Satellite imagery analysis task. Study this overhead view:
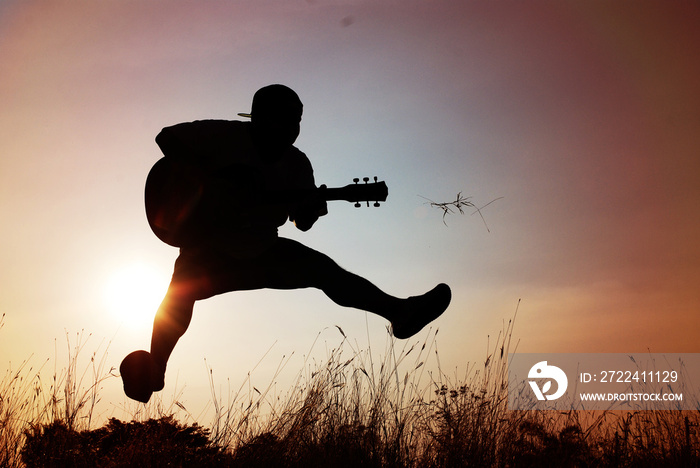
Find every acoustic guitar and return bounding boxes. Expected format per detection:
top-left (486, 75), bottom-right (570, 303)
top-left (144, 157), bottom-right (389, 247)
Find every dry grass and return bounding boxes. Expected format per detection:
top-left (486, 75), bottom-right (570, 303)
top-left (2, 310), bottom-right (699, 467)
top-left (420, 193), bottom-right (503, 231)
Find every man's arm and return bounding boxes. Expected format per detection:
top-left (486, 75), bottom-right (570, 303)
top-left (286, 150), bottom-right (328, 231)
top-left (290, 191), bottom-right (328, 231)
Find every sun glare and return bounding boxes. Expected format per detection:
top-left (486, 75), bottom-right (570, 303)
top-left (104, 263), bottom-right (168, 331)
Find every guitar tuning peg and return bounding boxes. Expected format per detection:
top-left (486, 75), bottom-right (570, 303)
top-left (374, 176), bottom-right (378, 183)
top-left (374, 202), bottom-right (380, 207)
top-left (363, 177), bottom-right (369, 183)
top-left (354, 202), bottom-right (361, 208)
top-left (353, 178), bottom-right (359, 184)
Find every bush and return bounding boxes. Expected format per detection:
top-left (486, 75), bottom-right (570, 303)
top-left (21, 416), bottom-right (232, 468)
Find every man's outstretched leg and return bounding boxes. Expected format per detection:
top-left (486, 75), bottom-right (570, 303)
top-left (270, 238), bottom-right (452, 339)
top-left (314, 266), bottom-right (451, 339)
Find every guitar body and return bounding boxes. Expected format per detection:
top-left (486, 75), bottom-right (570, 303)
top-left (145, 157), bottom-right (388, 247)
top-left (145, 158), bottom-right (209, 247)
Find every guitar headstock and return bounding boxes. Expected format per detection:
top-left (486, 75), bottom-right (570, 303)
top-left (348, 176), bottom-right (388, 207)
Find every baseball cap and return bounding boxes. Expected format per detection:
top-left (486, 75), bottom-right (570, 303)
top-left (237, 84), bottom-right (303, 120)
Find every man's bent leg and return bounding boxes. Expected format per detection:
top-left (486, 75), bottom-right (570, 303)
top-left (123, 248), bottom-right (234, 403)
top-left (149, 248), bottom-right (247, 389)
top-left (150, 286), bottom-right (195, 388)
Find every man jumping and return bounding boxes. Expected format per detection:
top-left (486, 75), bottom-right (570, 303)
top-left (120, 84), bottom-right (451, 403)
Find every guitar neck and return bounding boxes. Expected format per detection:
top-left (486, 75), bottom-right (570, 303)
top-left (321, 186), bottom-right (370, 202)
top-left (264, 180), bottom-right (388, 206)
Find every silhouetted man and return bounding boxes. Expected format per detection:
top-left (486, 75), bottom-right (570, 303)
top-left (121, 84), bottom-right (451, 403)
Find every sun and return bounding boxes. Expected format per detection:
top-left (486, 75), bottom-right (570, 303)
top-left (104, 263), bottom-right (169, 331)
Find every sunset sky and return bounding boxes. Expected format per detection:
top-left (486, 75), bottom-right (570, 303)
top-left (1, 1), bottom-right (699, 420)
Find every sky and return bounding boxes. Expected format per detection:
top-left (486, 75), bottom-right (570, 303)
top-left (1, 0), bottom-right (699, 422)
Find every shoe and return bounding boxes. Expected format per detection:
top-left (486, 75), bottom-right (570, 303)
top-left (391, 283), bottom-right (451, 339)
top-left (120, 350), bottom-right (164, 403)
